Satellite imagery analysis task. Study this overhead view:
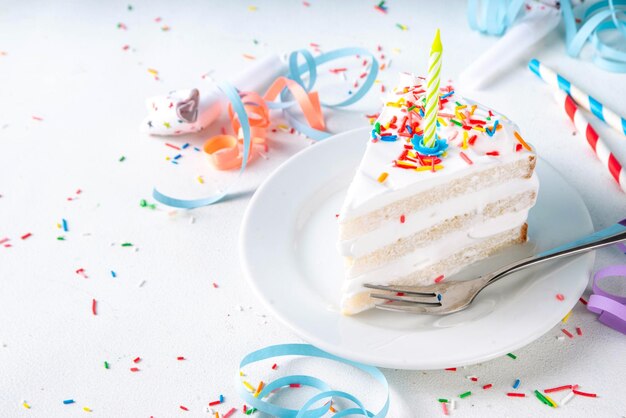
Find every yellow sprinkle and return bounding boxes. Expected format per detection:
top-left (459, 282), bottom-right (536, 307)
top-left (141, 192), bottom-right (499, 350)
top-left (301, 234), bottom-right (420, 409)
top-left (416, 165), bottom-right (444, 172)
top-left (147, 68), bottom-right (158, 76)
top-left (23, 402), bottom-right (30, 409)
top-left (163, 122), bottom-right (171, 128)
top-left (239, 370), bottom-right (245, 376)
top-left (83, 407), bottom-right (92, 412)
top-left (277, 124), bottom-right (289, 130)
top-left (562, 310), bottom-right (572, 323)
top-left (455, 105), bottom-right (467, 110)
top-left (470, 104), bottom-right (477, 115)
top-left (197, 176), bottom-right (204, 184)
top-left (165, 156), bottom-right (171, 161)
top-left (395, 161), bottom-right (417, 168)
top-left (544, 394), bottom-right (558, 408)
top-left (215, 413), bottom-right (219, 418)
top-left (248, 5), bottom-right (257, 11)
top-left (437, 117), bottom-right (447, 127)
top-left (377, 172), bottom-right (389, 183)
top-left (462, 131), bottom-right (469, 150)
top-left (56, 223), bottom-right (61, 229)
top-left (473, 126), bottom-right (485, 132)
top-left (243, 380), bottom-right (256, 392)
top-left (457, 112), bottom-right (466, 120)
top-left (254, 381), bottom-right (264, 398)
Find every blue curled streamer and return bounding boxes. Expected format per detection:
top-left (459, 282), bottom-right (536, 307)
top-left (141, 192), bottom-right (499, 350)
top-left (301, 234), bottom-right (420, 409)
top-left (237, 344), bottom-right (390, 418)
top-left (467, 0), bottom-right (525, 36)
top-left (153, 48), bottom-right (379, 208)
top-left (562, 0), bottom-right (626, 72)
top-left (468, 0), bottom-right (626, 72)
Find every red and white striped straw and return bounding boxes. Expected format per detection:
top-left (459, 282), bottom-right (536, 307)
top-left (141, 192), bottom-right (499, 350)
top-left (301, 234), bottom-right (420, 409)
top-left (553, 90), bottom-right (626, 193)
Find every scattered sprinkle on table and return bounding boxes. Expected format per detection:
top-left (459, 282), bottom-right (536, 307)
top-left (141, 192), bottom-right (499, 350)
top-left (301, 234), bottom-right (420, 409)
top-left (459, 391), bottom-right (472, 399)
top-left (91, 299), bottom-right (97, 315)
top-left (556, 293), bottom-right (565, 301)
top-left (63, 399), bottom-right (75, 404)
top-left (507, 353), bottom-right (517, 359)
top-left (377, 172), bottom-right (389, 183)
top-left (507, 392), bottom-right (525, 397)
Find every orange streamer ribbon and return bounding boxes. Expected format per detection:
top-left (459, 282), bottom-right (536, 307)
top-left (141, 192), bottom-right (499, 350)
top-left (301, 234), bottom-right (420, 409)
top-left (203, 77), bottom-right (325, 170)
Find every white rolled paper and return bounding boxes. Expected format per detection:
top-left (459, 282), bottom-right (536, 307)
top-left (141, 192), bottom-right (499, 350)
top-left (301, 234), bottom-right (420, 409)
top-left (142, 53), bottom-right (288, 136)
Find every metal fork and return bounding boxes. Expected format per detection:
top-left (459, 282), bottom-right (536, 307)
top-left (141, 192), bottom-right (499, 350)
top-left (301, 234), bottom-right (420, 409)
top-left (365, 219), bottom-right (626, 315)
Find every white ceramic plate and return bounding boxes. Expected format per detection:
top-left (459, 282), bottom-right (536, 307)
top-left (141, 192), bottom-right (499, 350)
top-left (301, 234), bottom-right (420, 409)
top-left (240, 127), bottom-right (594, 370)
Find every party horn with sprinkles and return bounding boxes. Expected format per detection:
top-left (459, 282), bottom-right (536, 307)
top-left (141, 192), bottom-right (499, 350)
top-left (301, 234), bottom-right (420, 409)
top-left (530, 59), bottom-right (626, 137)
top-left (553, 89), bottom-right (626, 193)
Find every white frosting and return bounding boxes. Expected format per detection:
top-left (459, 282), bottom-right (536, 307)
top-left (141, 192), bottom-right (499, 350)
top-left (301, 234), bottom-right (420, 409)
top-left (338, 174), bottom-right (538, 259)
top-left (338, 73), bottom-right (536, 221)
top-left (342, 210), bottom-right (530, 298)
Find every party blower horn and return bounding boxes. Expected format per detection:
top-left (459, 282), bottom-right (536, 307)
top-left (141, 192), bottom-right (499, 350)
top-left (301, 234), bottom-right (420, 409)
top-left (141, 54), bottom-right (288, 136)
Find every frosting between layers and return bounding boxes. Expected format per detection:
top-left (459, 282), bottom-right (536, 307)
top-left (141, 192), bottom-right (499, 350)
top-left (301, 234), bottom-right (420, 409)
top-left (338, 174), bottom-right (538, 259)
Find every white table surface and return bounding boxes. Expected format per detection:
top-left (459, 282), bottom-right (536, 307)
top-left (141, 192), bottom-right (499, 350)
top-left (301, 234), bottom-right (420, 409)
top-left (1, 1), bottom-right (625, 417)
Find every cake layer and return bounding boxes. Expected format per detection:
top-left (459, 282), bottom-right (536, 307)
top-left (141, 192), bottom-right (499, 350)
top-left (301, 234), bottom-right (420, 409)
top-left (339, 156), bottom-right (535, 241)
top-left (338, 174), bottom-right (538, 259)
top-left (341, 223), bottom-right (527, 315)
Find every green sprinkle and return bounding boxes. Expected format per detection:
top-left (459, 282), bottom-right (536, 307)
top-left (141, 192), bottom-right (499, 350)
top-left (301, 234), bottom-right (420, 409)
top-left (149, 204), bottom-right (156, 210)
top-left (119, 156), bottom-right (126, 162)
top-left (407, 105), bottom-right (417, 112)
top-left (57, 236), bottom-right (65, 241)
top-left (375, 122), bottom-right (380, 134)
top-left (459, 391), bottom-right (472, 399)
top-left (104, 361), bottom-right (109, 369)
top-left (438, 398), bottom-right (449, 403)
top-left (140, 199), bottom-right (147, 207)
top-left (450, 119), bottom-right (463, 127)
top-left (121, 242), bottom-right (133, 247)
top-left (486, 116), bottom-right (491, 120)
top-left (507, 353), bottom-right (517, 359)
top-left (534, 390), bottom-right (552, 407)
top-left (455, 101), bottom-right (462, 106)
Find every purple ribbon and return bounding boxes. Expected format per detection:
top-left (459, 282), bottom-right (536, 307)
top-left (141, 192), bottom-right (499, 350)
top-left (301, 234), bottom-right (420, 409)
top-left (587, 265), bottom-right (626, 335)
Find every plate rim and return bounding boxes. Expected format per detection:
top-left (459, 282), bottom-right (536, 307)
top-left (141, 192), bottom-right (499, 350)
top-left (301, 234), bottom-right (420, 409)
top-left (239, 127), bottom-right (595, 369)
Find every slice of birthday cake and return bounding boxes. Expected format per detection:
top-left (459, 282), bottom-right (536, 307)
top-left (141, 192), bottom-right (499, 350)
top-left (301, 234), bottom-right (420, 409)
top-left (337, 73), bottom-right (538, 315)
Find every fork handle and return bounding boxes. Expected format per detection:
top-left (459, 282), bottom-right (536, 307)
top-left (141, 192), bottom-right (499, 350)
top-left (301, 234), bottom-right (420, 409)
top-left (490, 218), bottom-right (626, 282)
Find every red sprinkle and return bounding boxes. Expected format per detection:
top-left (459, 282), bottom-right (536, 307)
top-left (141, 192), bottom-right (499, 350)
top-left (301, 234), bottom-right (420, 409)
top-left (165, 143), bottom-right (181, 150)
top-left (434, 275), bottom-right (445, 283)
top-left (130, 367), bottom-right (139, 372)
top-left (133, 357), bottom-right (141, 363)
top-left (212, 282), bottom-right (219, 288)
top-left (556, 293), bottom-right (565, 301)
top-left (515, 143), bottom-right (523, 152)
top-left (91, 299), bottom-right (97, 315)
top-left (21, 233), bottom-right (32, 240)
top-left (483, 384), bottom-right (493, 390)
top-left (459, 151), bottom-right (473, 165)
top-left (445, 368), bottom-right (456, 371)
top-left (177, 356), bottom-right (185, 360)
top-left (272, 363), bottom-right (278, 370)
top-left (579, 297), bottom-right (588, 305)
top-left (208, 400), bottom-right (221, 406)
top-left (179, 405), bottom-right (189, 411)
top-left (468, 135), bottom-right (478, 146)
top-left (289, 384), bottom-right (301, 388)
top-left (223, 408), bottom-right (237, 418)
top-left (573, 389), bottom-right (597, 398)
top-left (544, 385), bottom-right (572, 393)
top-left (561, 328), bottom-right (574, 338)
top-left (507, 392), bottom-right (526, 397)
top-left (486, 151), bottom-right (500, 156)
top-left (400, 215), bottom-right (406, 224)
top-left (470, 377), bottom-right (478, 382)
top-left (576, 327), bottom-right (583, 336)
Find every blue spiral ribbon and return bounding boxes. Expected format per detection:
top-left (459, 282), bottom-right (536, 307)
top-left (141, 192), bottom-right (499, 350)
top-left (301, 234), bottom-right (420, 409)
top-left (467, 0), bottom-right (626, 72)
top-left (237, 344), bottom-right (390, 417)
top-left (153, 48), bottom-right (378, 209)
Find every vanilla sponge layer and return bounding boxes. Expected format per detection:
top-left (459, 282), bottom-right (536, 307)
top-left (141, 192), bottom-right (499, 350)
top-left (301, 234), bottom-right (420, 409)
top-left (341, 223), bottom-right (528, 315)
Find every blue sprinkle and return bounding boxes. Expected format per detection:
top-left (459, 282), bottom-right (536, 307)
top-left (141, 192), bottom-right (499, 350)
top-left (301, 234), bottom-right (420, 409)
top-left (182, 143), bottom-right (190, 149)
top-left (171, 160), bottom-right (179, 165)
top-left (380, 135), bottom-right (397, 142)
top-left (174, 154), bottom-right (182, 160)
top-left (194, 147), bottom-right (201, 152)
top-left (406, 125), bottom-right (413, 134)
top-left (371, 130), bottom-right (377, 139)
top-left (62, 218), bottom-right (68, 232)
top-left (419, 109), bottom-right (425, 117)
top-left (348, 90), bottom-right (353, 95)
top-left (440, 90), bottom-right (455, 99)
top-left (63, 399), bottom-right (74, 405)
top-left (111, 271), bottom-right (117, 278)
top-left (513, 378), bottom-right (520, 389)
top-left (219, 394), bottom-right (224, 403)
top-left (437, 294), bottom-right (442, 301)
